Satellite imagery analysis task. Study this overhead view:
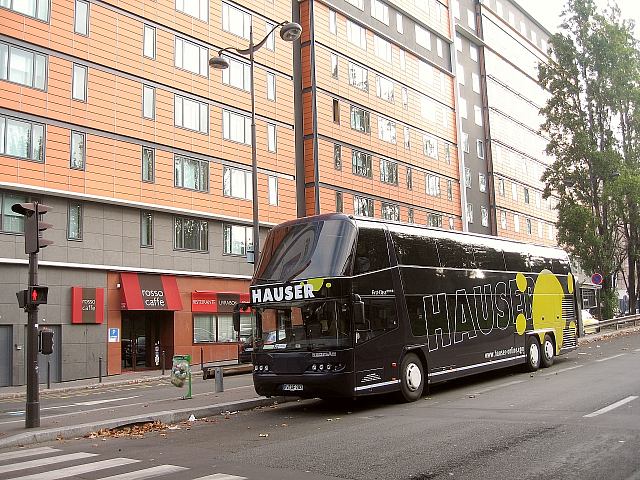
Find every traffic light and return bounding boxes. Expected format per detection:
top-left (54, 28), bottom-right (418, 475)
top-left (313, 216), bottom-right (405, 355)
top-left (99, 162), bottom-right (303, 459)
top-left (11, 202), bottom-right (53, 254)
top-left (39, 329), bottom-right (54, 355)
top-left (28, 286), bottom-right (49, 306)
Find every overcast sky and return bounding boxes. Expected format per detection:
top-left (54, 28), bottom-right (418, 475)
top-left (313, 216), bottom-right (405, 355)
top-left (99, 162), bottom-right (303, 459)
top-left (524, 0), bottom-right (640, 35)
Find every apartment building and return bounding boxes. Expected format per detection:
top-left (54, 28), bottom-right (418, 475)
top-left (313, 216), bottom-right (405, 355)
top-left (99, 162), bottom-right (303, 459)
top-left (0, 0), bottom-right (297, 385)
top-left (453, 0), bottom-right (559, 244)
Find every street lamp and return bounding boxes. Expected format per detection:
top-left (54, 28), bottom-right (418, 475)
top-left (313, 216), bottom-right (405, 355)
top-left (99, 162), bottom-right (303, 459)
top-left (210, 21), bottom-right (302, 271)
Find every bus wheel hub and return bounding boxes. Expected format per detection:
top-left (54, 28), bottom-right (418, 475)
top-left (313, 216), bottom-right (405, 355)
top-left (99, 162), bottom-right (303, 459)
top-left (406, 363), bottom-right (422, 391)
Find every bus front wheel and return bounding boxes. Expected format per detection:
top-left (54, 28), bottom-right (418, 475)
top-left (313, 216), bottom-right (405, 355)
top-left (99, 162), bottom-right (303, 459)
top-left (540, 334), bottom-right (555, 368)
top-left (525, 336), bottom-right (541, 372)
top-left (398, 353), bottom-right (424, 402)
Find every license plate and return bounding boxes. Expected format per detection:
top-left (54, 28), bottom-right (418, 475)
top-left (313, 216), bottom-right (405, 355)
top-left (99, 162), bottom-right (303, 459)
top-left (282, 384), bottom-right (303, 392)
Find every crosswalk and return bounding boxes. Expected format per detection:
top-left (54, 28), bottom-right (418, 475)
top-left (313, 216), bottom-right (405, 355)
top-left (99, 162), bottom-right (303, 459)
top-left (0, 446), bottom-right (247, 480)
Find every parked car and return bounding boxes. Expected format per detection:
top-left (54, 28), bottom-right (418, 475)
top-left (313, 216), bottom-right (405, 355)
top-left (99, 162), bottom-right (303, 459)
top-left (582, 310), bottom-right (600, 334)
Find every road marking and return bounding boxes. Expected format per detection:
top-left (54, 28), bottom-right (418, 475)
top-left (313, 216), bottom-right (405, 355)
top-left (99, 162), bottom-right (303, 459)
top-left (0, 447), bottom-right (60, 461)
top-left (75, 396), bottom-right (140, 406)
top-left (95, 464), bottom-right (188, 479)
top-left (540, 365), bottom-right (584, 377)
top-left (635, 348), bottom-right (640, 352)
top-left (595, 354), bottom-right (626, 363)
top-left (0, 452), bottom-right (98, 474)
top-left (584, 396), bottom-right (639, 418)
top-left (193, 475), bottom-right (248, 480)
top-left (9, 458), bottom-right (140, 480)
top-left (471, 379), bottom-right (525, 395)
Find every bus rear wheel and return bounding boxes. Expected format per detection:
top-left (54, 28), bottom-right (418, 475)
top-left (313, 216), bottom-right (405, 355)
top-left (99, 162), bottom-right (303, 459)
top-left (525, 335), bottom-right (541, 372)
top-left (540, 334), bottom-right (555, 368)
top-left (398, 353), bottom-right (424, 402)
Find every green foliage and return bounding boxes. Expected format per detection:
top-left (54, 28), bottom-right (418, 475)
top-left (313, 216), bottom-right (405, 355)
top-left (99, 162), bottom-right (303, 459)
top-left (601, 288), bottom-right (619, 320)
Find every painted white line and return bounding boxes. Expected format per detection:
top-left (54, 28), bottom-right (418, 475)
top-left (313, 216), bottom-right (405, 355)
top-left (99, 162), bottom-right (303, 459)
top-left (0, 447), bottom-right (60, 462)
top-left (635, 348), bottom-right (640, 352)
top-left (0, 452), bottom-right (98, 474)
top-left (584, 396), bottom-right (639, 418)
top-left (95, 464), bottom-right (188, 479)
top-left (193, 474), bottom-right (248, 480)
top-left (595, 354), bottom-right (626, 363)
top-left (472, 380), bottom-right (525, 394)
top-left (540, 365), bottom-right (584, 377)
top-left (75, 396), bottom-right (140, 406)
top-left (9, 458), bottom-right (140, 480)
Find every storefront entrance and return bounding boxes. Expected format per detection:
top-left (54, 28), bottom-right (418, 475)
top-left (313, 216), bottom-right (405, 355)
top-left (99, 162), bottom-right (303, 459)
top-left (121, 311), bottom-right (172, 370)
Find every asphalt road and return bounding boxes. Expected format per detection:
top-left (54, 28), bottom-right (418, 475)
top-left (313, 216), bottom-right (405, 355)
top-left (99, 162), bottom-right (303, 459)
top-left (0, 332), bottom-right (639, 480)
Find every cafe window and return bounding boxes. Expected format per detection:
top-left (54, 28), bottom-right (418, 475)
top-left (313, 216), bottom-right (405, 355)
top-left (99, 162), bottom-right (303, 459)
top-left (194, 314), bottom-right (234, 343)
top-left (223, 223), bottom-right (253, 256)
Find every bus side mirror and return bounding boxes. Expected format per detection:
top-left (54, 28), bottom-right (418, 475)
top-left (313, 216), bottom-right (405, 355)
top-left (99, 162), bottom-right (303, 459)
top-left (353, 295), bottom-right (365, 329)
top-left (233, 303), bottom-right (245, 332)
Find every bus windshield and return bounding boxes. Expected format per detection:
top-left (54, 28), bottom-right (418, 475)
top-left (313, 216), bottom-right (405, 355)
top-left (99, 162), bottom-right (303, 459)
top-left (254, 300), bottom-right (352, 352)
top-left (255, 218), bottom-right (357, 282)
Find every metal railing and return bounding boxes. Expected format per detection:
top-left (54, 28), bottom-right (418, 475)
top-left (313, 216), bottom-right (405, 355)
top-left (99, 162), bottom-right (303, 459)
top-left (596, 313), bottom-right (640, 330)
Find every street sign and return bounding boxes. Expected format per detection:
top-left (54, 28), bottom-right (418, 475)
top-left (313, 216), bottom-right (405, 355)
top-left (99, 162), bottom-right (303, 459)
top-left (591, 272), bottom-right (603, 285)
top-left (108, 328), bottom-right (120, 342)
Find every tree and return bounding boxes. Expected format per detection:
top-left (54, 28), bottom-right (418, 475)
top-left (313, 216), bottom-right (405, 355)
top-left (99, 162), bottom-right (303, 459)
top-left (538, 0), bottom-right (639, 318)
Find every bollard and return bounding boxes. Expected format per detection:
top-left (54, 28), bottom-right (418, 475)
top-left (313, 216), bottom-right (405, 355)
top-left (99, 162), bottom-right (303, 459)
top-left (162, 350), bottom-right (166, 375)
top-left (200, 347), bottom-right (204, 371)
top-left (99, 356), bottom-right (103, 383)
top-left (47, 361), bottom-right (50, 390)
top-left (214, 366), bottom-right (224, 393)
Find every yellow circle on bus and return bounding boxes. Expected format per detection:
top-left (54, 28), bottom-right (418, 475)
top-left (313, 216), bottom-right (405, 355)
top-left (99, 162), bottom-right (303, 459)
top-left (516, 313), bottom-right (527, 335)
top-left (516, 273), bottom-right (527, 292)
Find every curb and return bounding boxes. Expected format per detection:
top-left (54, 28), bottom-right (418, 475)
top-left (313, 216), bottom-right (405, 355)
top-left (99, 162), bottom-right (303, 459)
top-left (0, 396), bottom-right (294, 449)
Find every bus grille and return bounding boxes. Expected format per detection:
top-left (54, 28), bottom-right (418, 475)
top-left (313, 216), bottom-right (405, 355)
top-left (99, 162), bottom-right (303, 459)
top-left (562, 327), bottom-right (577, 349)
top-left (562, 296), bottom-right (576, 321)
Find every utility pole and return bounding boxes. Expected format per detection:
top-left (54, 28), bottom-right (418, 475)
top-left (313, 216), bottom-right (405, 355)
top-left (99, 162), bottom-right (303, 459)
top-left (13, 201), bottom-right (53, 428)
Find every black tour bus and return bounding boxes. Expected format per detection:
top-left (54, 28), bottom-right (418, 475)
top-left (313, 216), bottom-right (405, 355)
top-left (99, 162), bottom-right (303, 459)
top-left (233, 213), bottom-right (578, 402)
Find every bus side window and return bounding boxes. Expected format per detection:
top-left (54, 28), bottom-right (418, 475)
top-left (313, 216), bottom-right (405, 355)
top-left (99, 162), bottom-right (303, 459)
top-left (473, 245), bottom-right (506, 270)
top-left (356, 299), bottom-right (397, 343)
top-left (436, 239), bottom-right (476, 269)
top-left (390, 232), bottom-right (440, 267)
top-left (353, 227), bottom-right (390, 275)
top-left (503, 250), bottom-right (528, 272)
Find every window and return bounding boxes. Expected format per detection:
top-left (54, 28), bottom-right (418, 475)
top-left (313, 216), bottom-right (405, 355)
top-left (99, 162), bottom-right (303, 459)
top-left (481, 206), bottom-right (489, 227)
top-left (500, 210), bottom-right (507, 229)
top-left (401, 87), bottom-right (408, 109)
top-left (347, 0), bottom-right (364, 9)
top-left (548, 224), bottom-right (554, 240)
top-left (524, 187), bottom-right (530, 204)
top-left (0, 115), bottom-right (45, 162)
top-left (457, 63), bottom-right (465, 84)
top-left (536, 191), bottom-right (542, 208)
top-left (175, 95), bottom-right (208, 133)
top-left (142, 147), bottom-right (154, 182)
top-left (415, 25), bottom-right (431, 50)
top-left (498, 178), bottom-right (505, 196)
top-left (445, 144), bottom-right (451, 164)
top-left (350, 106), bottom-right (370, 133)
top-left (371, 0), bottom-right (389, 25)
top-left (347, 21), bottom-right (367, 49)
top-left (464, 167), bottom-right (471, 188)
top-left (70, 131), bottom-right (85, 170)
top-left (176, 216), bottom-right (208, 251)
top-left (336, 191), bottom-right (343, 212)
top-left (423, 134), bottom-right (438, 159)
top-left (223, 167), bottom-right (252, 200)
top-left (437, 38), bottom-right (444, 59)
top-left (141, 210), bottom-right (153, 247)
top-left (514, 214), bottom-right (520, 232)
top-left (265, 22), bottom-right (275, 51)
top-left (223, 223), bottom-right (252, 255)
top-left (453, 0), bottom-right (460, 19)
top-left (143, 85), bottom-right (155, 119)
top-left (331, 53), bottom-right (338, 78)
top-left (376, 76), bottom-right (394, 102)
top-left (427, 174), bottom-right (440, 196)
top-left (479, 173), bottom-right (486, 192)
top-left (222, 56), bottom-right (250, 91)
top-left (1, 191), bottom-right (28, 233)
top-left (333, 99), bottom-right (340, 123)
top-left (2, 0), bottom-right (49, 21)
top-left (406, 166), bottom-right (412, 190)
top-left (267, 123), bottom-right (277, 152)
top-left (538, 220), bottom-right (544, 238)
top-left (474, 105), bottom-right (483, 126)
top-left (459, 97), bottom-right (467, 119)
top-left (476, 140), bottom-right (484, 159)
top-left (0, 42), bottom-right (47, 90)
top-left (526, 218), bottom-right (532, 235)
top-left (455, 33), bottom-right (462, 52)
top-left (354, 196), bottom-right (374, 217)
top-left (222, 109), bottom-right (251, 144)
top-left (496, 1), bottom-right (503, 16)
top-left (348, 62), bottom-right (368, 90)
top-left (143, 25), bottom-right (156, 59)
top-left (509, 11), bottom-right (515, 26)
top-left (177, 0), bottom-right (208, 22)
top-left (174, 154), bottom-right (209, 192)
top-left (329, 10), bottom-right (337, 34)
top-left (447, 179), bottom-right (453, 200)
top-left (265, 72), bottom-right (276, 101)
top-left (381, 202), bottom-right (399, 221)
top-left (520, 21), bottom-right (526, 36)
top-left (472, 73), bottom-right (480, 93)
top-left (377, 117), bottom-right (396, 144)
top-left (449, 217), bottom-right (455, 230)
top-left (175, 37), bottom-right (208, 76)
top-left (268, 176), bottom-right (278, 205)
top-left (399, 49), bottom-right (406, 70)
top-left (467, 8), bottom-right (475, 30)
top-left (511, 183), bottom-right (518, 201)
top-left (469, 44), bottom-right (478, 62)
top-left (380, 158), bottom-right (398, 184)
top-left (462, 132), bottom-right (469, 153)
top-left (352, 150), bottom-right (372, 177)
top-left (193, 314), bottom-right (235, 343)
top-left (68, 202), bottom-right (82, 240)
top-left (334, 144), bottom-right (342, 170)
top-left (396, 12), bottom-right (403, 33)
top-left (222, 2), bottom-right (250, 38)
top-left (373, 35), bottom-right (391, 62)
top-left (466, 203), bottom-right (474, 224)
top-left (428, 213), bottom-right (442, 228)
top-left (74, 0), bottom-right (89, 35)
top-left (403, 126), bottom-right (410, 149)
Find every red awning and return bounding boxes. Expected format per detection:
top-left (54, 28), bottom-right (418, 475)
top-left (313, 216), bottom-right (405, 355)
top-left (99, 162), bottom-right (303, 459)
top-left (120, 273), bottom-right (183, 311)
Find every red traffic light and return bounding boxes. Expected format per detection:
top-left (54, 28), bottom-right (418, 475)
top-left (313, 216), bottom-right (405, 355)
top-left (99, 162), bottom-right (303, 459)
top-left (27, 286), bottom-right (48, 305)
